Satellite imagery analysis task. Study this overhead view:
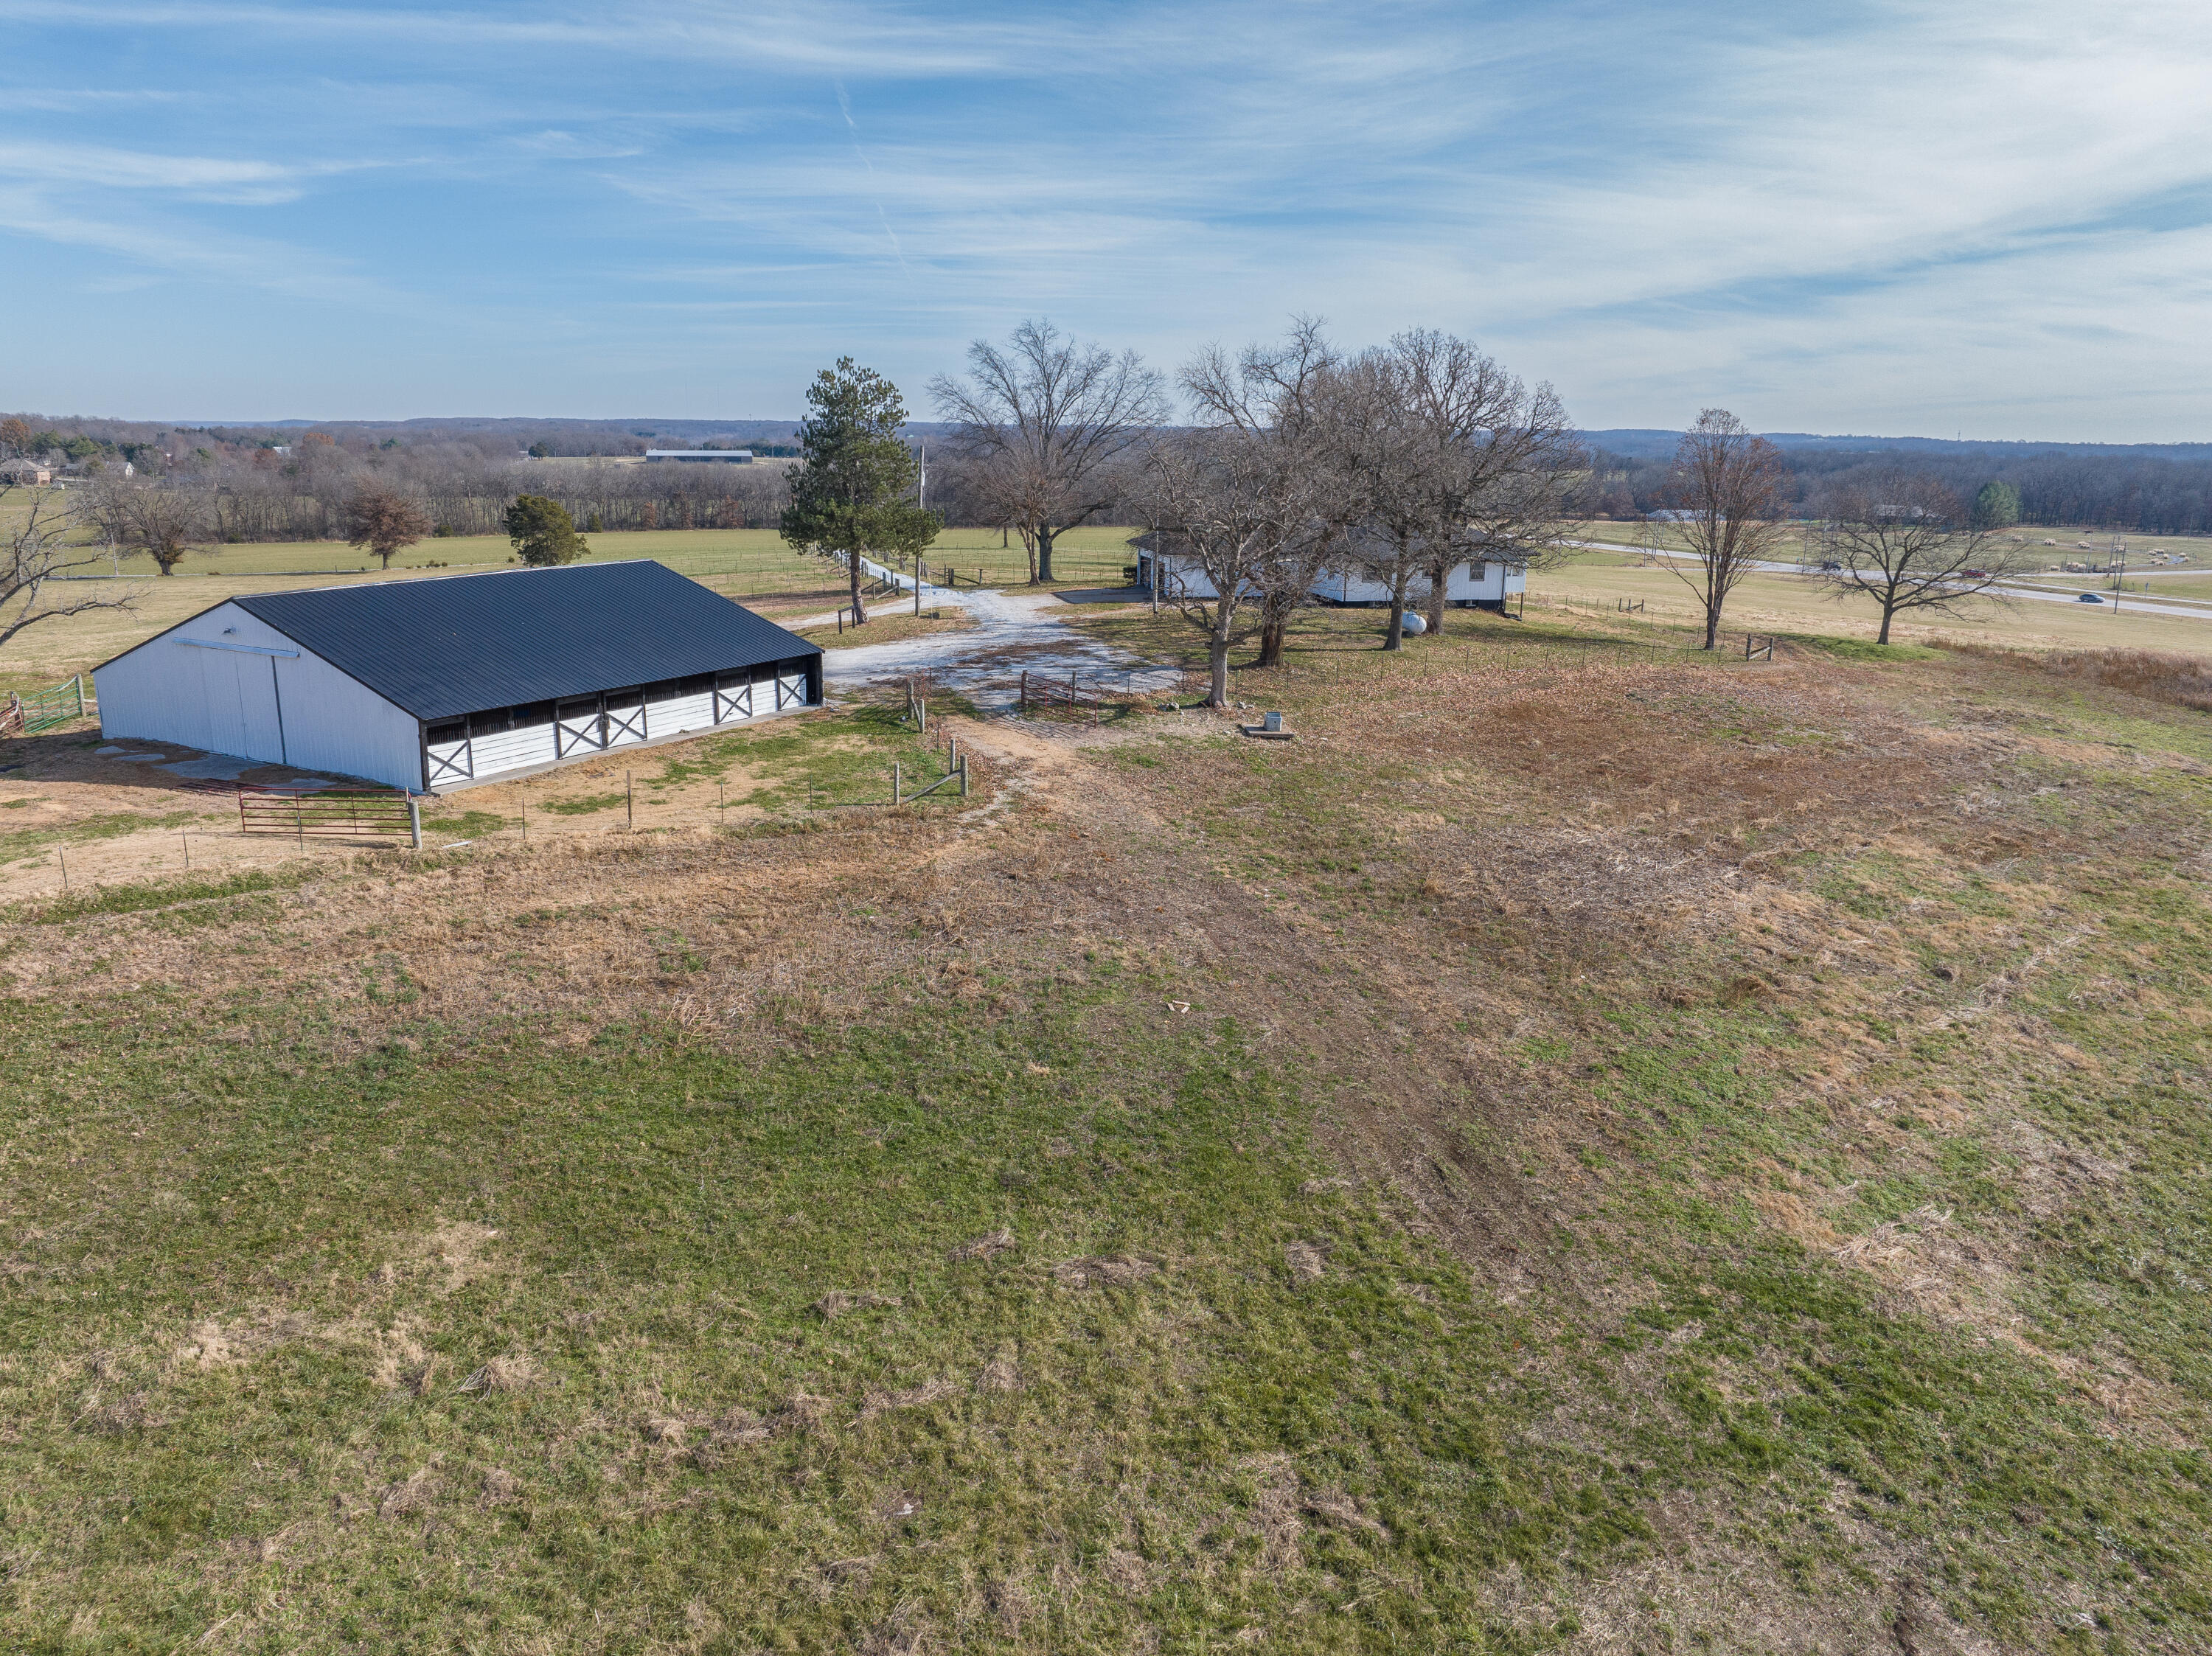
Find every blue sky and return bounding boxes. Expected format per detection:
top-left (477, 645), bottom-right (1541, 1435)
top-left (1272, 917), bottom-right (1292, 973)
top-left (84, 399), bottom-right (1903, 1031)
top-left (2, 0), bottom-right (2208, 438)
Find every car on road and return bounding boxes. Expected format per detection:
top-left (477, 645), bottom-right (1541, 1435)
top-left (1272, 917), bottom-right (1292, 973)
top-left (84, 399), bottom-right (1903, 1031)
top-left (2078, 592), bottom-right (2104, 603)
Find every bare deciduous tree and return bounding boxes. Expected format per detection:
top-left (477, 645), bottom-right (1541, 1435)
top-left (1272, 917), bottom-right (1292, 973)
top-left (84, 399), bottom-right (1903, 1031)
top-left (1180, 318), bottom-right (1349, 667)
top-left (1814, 474), bottom-right (2022, 644)
top-left (932, 319), bottom-right (1167, 584)
top-left (76, 474), bottom-right (212, 577)
top-left (1660, 408), bottom-right (1790, 649)
top-left (1137, 424), bottom-right (1321, 709)
top-left (341, 484), bottom-right (434, 571)
top-left (1385, 330), bottom-right (1582, 639)
top-left (1, 484), bottom-right (139, 652)
top-left (964, 448), bottom-right (1054, 585)
top-left (1335, 349), bottom-right (1433, 651)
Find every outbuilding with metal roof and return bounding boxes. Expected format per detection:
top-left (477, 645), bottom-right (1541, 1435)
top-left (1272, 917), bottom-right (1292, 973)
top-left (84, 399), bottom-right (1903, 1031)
top-left (91, 561), bottom-right (823, 793)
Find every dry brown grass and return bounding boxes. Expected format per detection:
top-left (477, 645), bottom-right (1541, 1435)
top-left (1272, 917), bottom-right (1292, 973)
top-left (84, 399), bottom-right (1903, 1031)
top-left (1944, 639), bottom-right (2212, 711)
top-left (7, 624), bottom-right (2210, 1652)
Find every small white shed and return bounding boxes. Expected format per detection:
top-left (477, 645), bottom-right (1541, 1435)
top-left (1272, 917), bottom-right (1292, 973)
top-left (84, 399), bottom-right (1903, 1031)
top-left (91, 561), bottom-right (823, 793)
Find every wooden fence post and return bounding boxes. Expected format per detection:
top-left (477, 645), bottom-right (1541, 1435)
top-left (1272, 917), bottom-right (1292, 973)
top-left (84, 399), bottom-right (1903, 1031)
top-left (409, 796), bottom-right (422, 849)
top-left (626, 770), bottom-right (634, 829)
top-left (893, 762), bottom-right (901, 805)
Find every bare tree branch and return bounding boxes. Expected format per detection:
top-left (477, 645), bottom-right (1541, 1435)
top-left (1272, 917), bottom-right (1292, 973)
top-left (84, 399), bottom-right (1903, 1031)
top-left (931, 319), bottom-right (1167, 583)
top-left (1, 483), bottom-right (142, 653)
top-left (1812, 473), bottom-right (2027, 644)
top-left (1659, 408), bottom-right (1790, 650)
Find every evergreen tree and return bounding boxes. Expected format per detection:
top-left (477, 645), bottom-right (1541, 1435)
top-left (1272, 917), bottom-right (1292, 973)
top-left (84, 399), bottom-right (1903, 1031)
top-left (1973, 479), bottom-right (2023, 528)
top-left (503, 495), bottom-right (589, 566)
top-left (780, 358), bottom-right (940, 625)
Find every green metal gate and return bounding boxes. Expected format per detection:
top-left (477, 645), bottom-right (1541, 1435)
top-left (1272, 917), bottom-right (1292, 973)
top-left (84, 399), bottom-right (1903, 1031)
top-left (1, 675), bottom-right (87, 737)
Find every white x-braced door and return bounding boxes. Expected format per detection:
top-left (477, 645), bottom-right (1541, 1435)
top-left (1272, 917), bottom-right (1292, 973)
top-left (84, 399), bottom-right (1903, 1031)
top-left (556, 698), bottom-right (605, 757)
top-left (426, 737), bottom-right (473, 784)
top-left (776, 670), bottom-right (808, 709)
top-left (604, 696), bottom-right (647, 747)
top-left (714, 681), bottom-right (753, 723)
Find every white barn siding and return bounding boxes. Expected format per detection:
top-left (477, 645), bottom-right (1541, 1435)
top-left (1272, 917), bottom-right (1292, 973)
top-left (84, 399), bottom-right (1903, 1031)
top-left (463, 723), bottom-right (557, 778)
top-left (94, 600), bottom-right (422, 790)
top-left (649, 686), bottom-right (716, 734)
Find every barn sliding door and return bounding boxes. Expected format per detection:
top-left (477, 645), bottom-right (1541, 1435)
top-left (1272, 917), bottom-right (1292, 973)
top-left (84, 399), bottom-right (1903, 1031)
top-left (775, 669), bottom-right (809, 709)
top-left (556, 696), bottom-right (605, 757)
top-left (714, 681), bottom-right (753, 723)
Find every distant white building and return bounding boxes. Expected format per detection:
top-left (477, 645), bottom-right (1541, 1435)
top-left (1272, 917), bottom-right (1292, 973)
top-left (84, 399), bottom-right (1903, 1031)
top-left (1133, 534), bottom-right (1526, 608)
top-left (644, 449), bottom-right (754, 464)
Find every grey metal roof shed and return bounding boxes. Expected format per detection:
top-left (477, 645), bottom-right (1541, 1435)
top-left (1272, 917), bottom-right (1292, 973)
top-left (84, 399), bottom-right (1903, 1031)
top-left (91, 562), bottom-right (824, 793)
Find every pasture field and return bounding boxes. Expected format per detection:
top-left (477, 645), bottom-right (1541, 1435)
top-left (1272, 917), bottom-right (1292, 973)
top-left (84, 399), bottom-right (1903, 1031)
top-left (3, 610), bottom-right (2211, 1653)
top-left (1568, 520), bottom-right (2210, 572)
top-left (0, 515), bottom-right (1141, 690)
top-left (1536, 552), bottom-right (2212, 659)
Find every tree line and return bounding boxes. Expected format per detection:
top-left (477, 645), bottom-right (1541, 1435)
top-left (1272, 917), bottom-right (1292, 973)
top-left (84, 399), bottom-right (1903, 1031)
top-left (782, 321), bottom-right (2063, 697)
top-left (3, 324), bottom-right (2180, 697)
top-left (1578, 442), bottom-right (2212, 535)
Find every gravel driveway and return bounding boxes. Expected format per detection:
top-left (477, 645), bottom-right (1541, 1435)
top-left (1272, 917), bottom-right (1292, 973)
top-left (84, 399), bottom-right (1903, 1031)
top-left (807, 561), bottom-right (1183, 710)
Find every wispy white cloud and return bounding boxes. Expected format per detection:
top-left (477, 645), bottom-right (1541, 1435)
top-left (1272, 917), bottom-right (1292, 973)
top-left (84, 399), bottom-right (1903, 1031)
top-left (1, 0), bottom-right (2208, 432)
top-left (0, 140), bottom-right (311, 203)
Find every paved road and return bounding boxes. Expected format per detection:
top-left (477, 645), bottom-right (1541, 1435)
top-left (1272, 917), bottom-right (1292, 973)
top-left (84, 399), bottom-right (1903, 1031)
top-left (1573, 542), bottom-right (2212, 626)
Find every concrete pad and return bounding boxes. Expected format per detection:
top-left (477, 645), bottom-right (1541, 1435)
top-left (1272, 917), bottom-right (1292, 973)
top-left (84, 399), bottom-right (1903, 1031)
top-left (159, 755), bottom-right (260, 782)
top-left (1053, 587), bottom-right (1150, 605)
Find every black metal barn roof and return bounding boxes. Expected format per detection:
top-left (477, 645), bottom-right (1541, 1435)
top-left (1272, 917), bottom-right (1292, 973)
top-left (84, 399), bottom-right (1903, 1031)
top-left (222, 561), bottom-right (818, 722)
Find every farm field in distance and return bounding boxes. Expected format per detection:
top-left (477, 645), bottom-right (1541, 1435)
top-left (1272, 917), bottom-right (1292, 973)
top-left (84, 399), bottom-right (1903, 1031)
top-left (1540, 546), bottom-right (2212, 659)
top-left (0, 512), bottom-right (1142, 688)
top-left (3, 602), bottom-right (2211, 1653)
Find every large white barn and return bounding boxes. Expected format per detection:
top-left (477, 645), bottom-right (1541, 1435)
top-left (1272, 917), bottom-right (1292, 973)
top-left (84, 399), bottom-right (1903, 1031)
top-left (91, 561), bottom-right (823, 794)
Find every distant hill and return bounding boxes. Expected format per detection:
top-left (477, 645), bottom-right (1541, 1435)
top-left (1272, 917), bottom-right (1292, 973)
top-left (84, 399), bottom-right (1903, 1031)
top-left (1585, 429), bottom-right (2212, 462)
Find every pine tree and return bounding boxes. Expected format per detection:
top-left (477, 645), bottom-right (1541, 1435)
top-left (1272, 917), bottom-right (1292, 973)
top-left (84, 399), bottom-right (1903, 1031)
top-left (1973, 480), bottom-right (2023, 529)
top-left (503, 495), bottom-right (589, 566)
top-left (780, 358), bottom-right (941, 625)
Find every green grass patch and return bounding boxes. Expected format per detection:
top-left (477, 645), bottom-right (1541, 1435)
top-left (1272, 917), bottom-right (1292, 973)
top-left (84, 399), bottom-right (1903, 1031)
top-left (0, 865), bottom-right (316, 925)
top-left (0, 982), bottom-right (1592, 1653)
top-left (421, 809), bottom-right (511, 840)
top-left (535, 791), bottom-right (627, 816)
top-left (0, 809), bottom-right (204, 866)
top-left (1789, 633), bottom-right (1945, 662)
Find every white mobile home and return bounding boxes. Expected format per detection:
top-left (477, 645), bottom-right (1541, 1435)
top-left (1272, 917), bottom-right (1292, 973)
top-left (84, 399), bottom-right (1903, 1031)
top-left (1307, 560), bottom-right (1524, 606)
top-left (1135, 546), bottom-right (1526, 608)
top-left (91, 561), bottom-right (822, 794)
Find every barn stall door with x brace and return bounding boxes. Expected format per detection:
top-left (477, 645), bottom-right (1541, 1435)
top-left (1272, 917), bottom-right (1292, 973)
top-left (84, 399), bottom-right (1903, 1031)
top-left (556, 696), bottom-right (607, 757)
top-left (603, 690), bottom-right (648, 748)
top-left (714, 679), bottom-right (754, 722)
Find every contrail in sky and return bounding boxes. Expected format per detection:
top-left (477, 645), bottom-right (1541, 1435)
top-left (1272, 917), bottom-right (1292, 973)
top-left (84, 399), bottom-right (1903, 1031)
top-left (835, 80), bottom-right (911, 276)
